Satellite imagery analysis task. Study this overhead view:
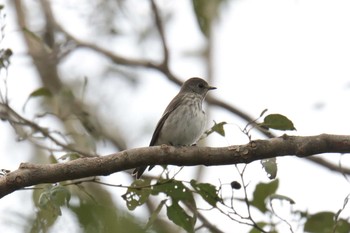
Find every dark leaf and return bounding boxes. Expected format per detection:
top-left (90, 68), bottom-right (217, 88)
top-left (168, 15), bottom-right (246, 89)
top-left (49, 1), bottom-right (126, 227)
top-left (211, 121), bottom-right (227, 137)
top-left (50, 186), bottom-right (71, 207)
top-left (167, 202), bottom-right (195, 233)
top-left (152, 180), bottom-right (195, 204)
top-left (152, 180), bottom-right (196, 232)
top-left (190, 180), bottom-right (221, 206)
top-left (250, 179), bottom-right (279, 213)
top-left (122, 179), bottom-right (151, 210)
top-left (260, 114), bottom-right (296, 131)
top-left (304, 211), bottom-right (350, 233)
top-left (269, 194), bottom-right (295, 205)
top-left (305, 211), bottom-right (333, 233)
top-left (38, 185), bottom-right (70, 217)
top-left (204, 121), bottom-right (227, 138)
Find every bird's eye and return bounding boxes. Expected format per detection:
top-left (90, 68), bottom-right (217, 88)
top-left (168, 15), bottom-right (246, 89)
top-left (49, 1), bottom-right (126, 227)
top-left (198, 83), bottom-right (204, 88)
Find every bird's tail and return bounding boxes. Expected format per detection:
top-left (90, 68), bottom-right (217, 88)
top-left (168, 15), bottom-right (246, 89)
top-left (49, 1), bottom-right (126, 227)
top-left (132, 165), bottom-right (155, 179)
top-left (132, 166), bottom-right (147, 179)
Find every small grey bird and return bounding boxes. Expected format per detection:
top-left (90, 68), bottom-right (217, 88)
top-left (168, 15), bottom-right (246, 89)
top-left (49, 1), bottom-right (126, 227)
top-left (133, 77), bottom-right (216, 179)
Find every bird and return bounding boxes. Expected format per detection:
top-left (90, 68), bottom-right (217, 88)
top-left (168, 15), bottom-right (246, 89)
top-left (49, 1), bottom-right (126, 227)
top-left (132, 77), bottom-right (216, 179)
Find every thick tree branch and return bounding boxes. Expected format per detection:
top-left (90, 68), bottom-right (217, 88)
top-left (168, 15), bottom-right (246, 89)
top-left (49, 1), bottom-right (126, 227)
top-left (11, 1), bottom-right (349, 194)
top-left (1, 134), bottom-right (350, 199)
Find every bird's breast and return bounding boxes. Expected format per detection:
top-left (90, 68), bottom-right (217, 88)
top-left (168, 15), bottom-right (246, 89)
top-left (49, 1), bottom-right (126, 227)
top-left (157, 96), bottom-right (206, 146)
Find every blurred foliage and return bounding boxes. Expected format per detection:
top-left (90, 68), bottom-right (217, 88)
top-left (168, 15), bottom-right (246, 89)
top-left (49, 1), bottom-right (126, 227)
top-left (0, 1), bottom-right (348, 233)
top-left (304, 212), bottom-right (350, 233)
top-left (261, 158), bottom-right (277, 179)
top-left (250, 179), bottom-right (279, 214)
top-left (0, 48), bottom-right (12, 69)
top-left (32, 182), bottom-right (145, 233)
top-left (192, 0), bottom-right (226, 37)
top-left (123, 179), bottom-right (221, 232)
top-left (0, 3), bottom-right (11, 69)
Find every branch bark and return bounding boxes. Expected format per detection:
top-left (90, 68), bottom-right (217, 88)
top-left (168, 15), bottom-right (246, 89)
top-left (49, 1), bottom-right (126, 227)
top-left (1, 134), bottom-right (350, 199)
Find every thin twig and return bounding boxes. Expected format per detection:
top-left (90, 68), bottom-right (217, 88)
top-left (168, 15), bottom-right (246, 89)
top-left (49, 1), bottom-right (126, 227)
top-left (188, 204), bottom-right (225, 233)
top-left (237, 165), bottom-right (268, 233)
top-left (269, 199), bottom-right (294, 233)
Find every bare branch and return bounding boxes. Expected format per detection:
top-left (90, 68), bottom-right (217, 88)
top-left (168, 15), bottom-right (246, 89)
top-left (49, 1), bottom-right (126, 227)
top-left (189, 205), bottom-right (225, 233)
top-left (150, 0), bottom-right (169, 67)
top-left (307, 156), bottom-right (350, 174)
top-left (1, 134), bottom-right (350, 199)
top-left (56, 22), bottom-right (160, 70)
top-left (0, 103), bottom-right (97, 157)
top-left (13, 0), bottom-right (62, 93)
top-left (13, 0), bottom-right (350, 183)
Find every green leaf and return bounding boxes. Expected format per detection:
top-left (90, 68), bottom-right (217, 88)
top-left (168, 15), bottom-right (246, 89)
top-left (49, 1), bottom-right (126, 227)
top-left (152, 180), bottom-right (196, 232)
top-left (145, 200), bottom-right (167, 230)
top-left (212, 121), bottom-right (227, 137)
top-left (58, 152), bottom-right (81, 160)
top-left (203, 121), bottom-right (227, 138)
top-left (50, 186), bottom-right (71, 207)
top-left (70, 190), bottom-right (145, 233)
top-left (260, 114), bottom-right (296, 131)
top-left (335, 219), bottom-right (350, 233)
top-left (29, 87), bottom-right (53, 98)
top-left (192, 0), bottom-right (224, 37)
top-left (34, 188), bottom-right (61, 233)
top-left (122, 179), bottom-right (151, 210)
top-left (261, 158), bottom-right (278, 179)
top-left (37, 185), bottom-right (70, 217)
top-left (250, 179), bottom-right (279, 213)
top-left (269, 194), bottom-right (295, 205)
top-left (48, 154), bottom-right (59, 164)
top-left (304, 212), bottom-right (334, 233)
top-left (304, 211), bottom-right (350, 233)
top-left (167, 202), bottom-right (195, 233)
top-left (38, 191), bottom-right (50, 208)
top-left (23, 87), bottom-right (52, 111)
top-left (152, 180), bottom-right (195, 204)
top-left (190, 180), bottom-right (221, 206)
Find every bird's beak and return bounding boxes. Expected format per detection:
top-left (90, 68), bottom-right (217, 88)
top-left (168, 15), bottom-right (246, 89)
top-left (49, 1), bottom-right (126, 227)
top-left (208, 86), bottom-right (217, 91)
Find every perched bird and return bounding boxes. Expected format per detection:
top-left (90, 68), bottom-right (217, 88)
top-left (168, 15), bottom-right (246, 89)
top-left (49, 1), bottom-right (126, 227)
top-left (133, 77), bottom-right (216, 179)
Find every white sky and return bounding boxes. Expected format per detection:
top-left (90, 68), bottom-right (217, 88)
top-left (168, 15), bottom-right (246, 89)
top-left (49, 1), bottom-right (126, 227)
top-left (1, 0), bottom-right (350, 232)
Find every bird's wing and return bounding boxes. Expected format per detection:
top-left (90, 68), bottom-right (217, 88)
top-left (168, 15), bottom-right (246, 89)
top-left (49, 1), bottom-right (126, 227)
top-left (149, 93), bottom-right (184, 146)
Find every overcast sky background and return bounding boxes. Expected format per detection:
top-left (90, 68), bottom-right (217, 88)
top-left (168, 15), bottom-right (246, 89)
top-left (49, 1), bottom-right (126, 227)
top-left (1, 0), bottom-right (350, 232)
